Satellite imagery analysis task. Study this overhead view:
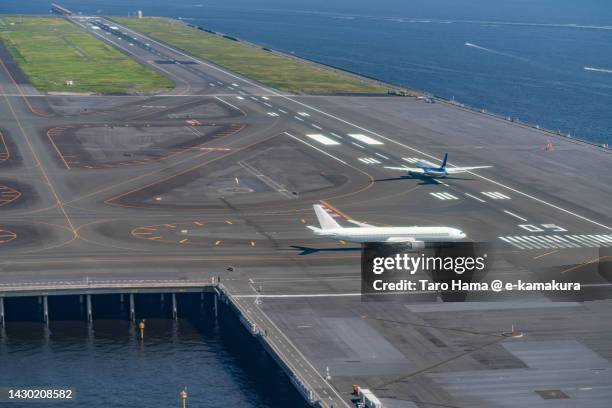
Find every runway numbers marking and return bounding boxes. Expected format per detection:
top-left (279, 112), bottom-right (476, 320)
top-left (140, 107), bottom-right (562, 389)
top-left (347, 133), bottom-right (384, 145)
top-left (358, 157), bottom-right (381, 164)
top-left (306, 134), bottom-right (340, 146)
top-left (430, 192), bottom-right (459, 201)
top-left (500, 234), bottom-right (612, 250)
top-left (518, 224), bottom-right (567, 233)
top-left (482, 191), bottom-right (511, 200)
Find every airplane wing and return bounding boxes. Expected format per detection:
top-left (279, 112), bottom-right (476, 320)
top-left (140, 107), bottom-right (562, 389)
top-left (347, 220), bottom-right (375, 228)
top-left (445, 166), bottom-right (492, 174)
top-left (384, 166), bottom-right (424, 174)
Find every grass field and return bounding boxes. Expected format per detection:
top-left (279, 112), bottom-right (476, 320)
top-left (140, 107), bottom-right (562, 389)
top-left (0, 16), bottom-right (173, 94)
top-left (113, 17), bottom-right (390, 94)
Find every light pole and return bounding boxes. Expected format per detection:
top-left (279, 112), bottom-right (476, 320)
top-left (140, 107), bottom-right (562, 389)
top-left (179, 388), bottom-right (188, 408)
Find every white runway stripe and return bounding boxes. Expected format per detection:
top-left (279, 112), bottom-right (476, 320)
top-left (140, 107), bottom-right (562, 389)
top-left (358, 157), bottom-right (381, 164)
top-left (500, 234), bottom-right (612, 249)
top-left (430, 192), bottom-right (459, 200)
top-left (348, 133), bottom-right (384, 145)
top-left (482, 191), bottom-right (511, 200)
top-left (306, 134), bottom-right (340, 146)
top-left (402, 157), bottom-right (419, 163)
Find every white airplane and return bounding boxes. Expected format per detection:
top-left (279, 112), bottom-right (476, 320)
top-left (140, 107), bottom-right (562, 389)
top-left (384, 153), bottom-right (491, 178)
top-left (307, 205), bottom-right (465, 248)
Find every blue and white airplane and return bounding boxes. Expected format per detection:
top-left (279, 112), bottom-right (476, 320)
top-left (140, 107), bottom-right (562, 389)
top-left (384, 153), bottom-right (491, 178)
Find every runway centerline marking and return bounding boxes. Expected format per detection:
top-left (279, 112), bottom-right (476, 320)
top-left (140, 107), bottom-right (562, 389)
top-left (503, 210), bottom-right (528, 222)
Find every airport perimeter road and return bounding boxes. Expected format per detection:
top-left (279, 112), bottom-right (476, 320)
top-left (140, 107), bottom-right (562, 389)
top-left (0, 14), bottom-right (610, 408)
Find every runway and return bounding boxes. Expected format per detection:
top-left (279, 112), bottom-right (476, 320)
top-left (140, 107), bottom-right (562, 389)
top-left (0, 14), bottom-right (611, 407)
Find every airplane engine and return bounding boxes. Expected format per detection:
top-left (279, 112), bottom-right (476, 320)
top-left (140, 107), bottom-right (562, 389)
top-left (408, 241), bottom-right (425, 250)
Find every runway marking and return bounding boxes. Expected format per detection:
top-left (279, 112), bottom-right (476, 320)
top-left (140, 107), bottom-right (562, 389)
top-left (430, 192), bottom-right (459, 200)
top-left (297, 112), bottom-right (310, 117)
top-left (293, 115), bottom-right (304, 121)
top-left (347, 133), bottom-right (383, 145)
top-left (351, 142), bottom-right (365, 149)
top-left (231, 83), bottom-right (239, 87)
top-left (375, 153), bottom-right (389, 160)
top-left (358, 157), bottom-right (381, 164)
top-left (0, 185), bottom-right (21, 206)
top-left (236, 96), bottom-right (244, 100)
top-left (503, 210), bottom-right (528, 222)
top-left (500, 234), bottom-right (612, 249)
top-left (402, 157), bottom-right (419, 163)
top-left (305, 134), bottom-right (340, 146)
top-left (267, 112), bottom-right (279, 117)
top-left (278, 109), bottom-right (287, 114)
top-left (561, 256), bottom-right (609, 274)
top-left (533, 250), bottom-right (559, 259)
top-left (329, 132), bottom-right (342, 139)
top-left (213, 96), bottom-right (242, 112)
top-left (311, 124), bottom-right (322, 130)
top-left (0, 228), bottom-right (17, 244)
top-left (239, 161), bottom-right (296, 199)
top-left (482, 191), bottom-right (511, 200)
top-left (319, 200), bottom-right (353, 220)
top-left (465, 193), bottom-right (486, 203)
top-left (285, 133), bottom-right (347, 165)
top-left (263, 102), bottom-right (273, 107)
top-left (261, 96), bottom-right (269, 100)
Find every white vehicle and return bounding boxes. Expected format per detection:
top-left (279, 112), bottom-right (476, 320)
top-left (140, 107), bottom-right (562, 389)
top-left (307, 205), bottom-right (465, 248)
top-left (385, 153), bottom-right (491, 178)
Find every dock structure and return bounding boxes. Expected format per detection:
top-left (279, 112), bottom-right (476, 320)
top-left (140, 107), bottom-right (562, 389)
top-left (51, 3), bottom-right (73, 16)
top-left (0, 279), bottom-right (345, 408)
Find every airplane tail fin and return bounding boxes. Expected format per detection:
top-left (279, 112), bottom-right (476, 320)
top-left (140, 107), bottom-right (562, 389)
top-left (313, 204), bottom-right (341, 230)
top-left (439, 153), bottom-right (448, 170)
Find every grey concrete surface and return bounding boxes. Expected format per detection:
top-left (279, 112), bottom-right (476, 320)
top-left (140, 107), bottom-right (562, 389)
top-left (0, 14), bottom-right (610, 408)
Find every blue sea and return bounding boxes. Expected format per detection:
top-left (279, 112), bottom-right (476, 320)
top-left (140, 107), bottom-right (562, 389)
top-left (2, 0), bottom-right (611, 144)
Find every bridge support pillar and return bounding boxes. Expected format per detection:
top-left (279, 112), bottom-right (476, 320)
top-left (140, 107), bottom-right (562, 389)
top-left (129, 294), bottom-right (135, 322)
top-left (86, 295), bottom-right (92, 323)
top-left (0, 297), bottom-right (4, 326)
top-left (42, 296), bottom-right (49, 325)
top-left (160, 293), bottom-right (165, 302)
top-left (172, 293), bottom-right (177, 320)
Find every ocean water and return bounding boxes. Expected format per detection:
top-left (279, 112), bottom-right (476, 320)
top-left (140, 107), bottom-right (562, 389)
top-left (2, 0), bottom-right (611, 145)
top-left (0, 298), bottom-right (309, 408)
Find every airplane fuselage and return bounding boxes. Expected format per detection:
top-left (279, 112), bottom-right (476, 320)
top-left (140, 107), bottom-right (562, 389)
top-left (313, 226), bottom-right (465, 243)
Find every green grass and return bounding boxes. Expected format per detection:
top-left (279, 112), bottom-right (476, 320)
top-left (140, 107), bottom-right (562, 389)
top-left (0, 16), bottom-right (173, 94)
top-left (112, 17), bottom-right (390, 94)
